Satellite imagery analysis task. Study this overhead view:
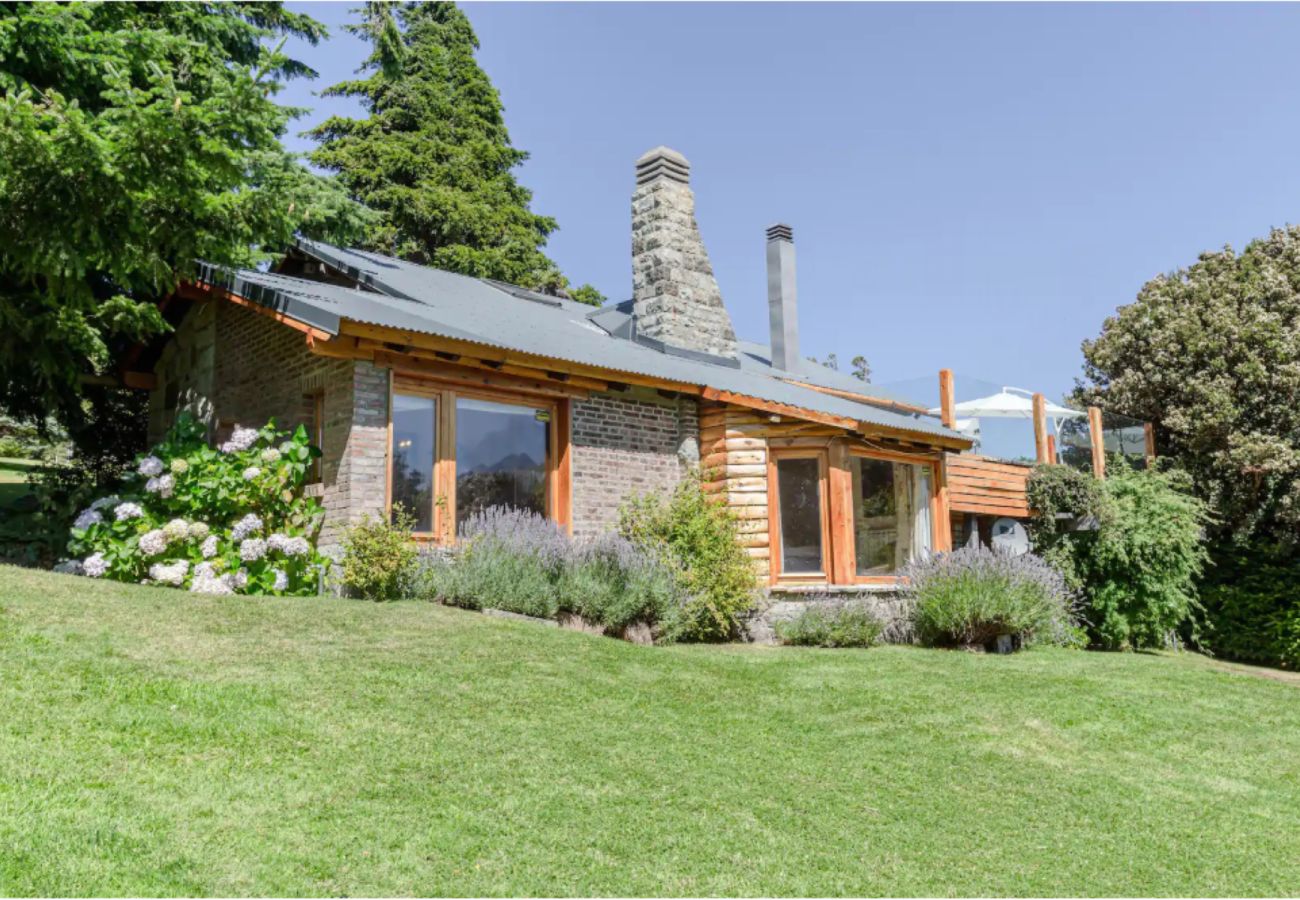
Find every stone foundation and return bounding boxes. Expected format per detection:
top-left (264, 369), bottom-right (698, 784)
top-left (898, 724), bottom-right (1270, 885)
top-left (745, 586), bottom-right (915, 645)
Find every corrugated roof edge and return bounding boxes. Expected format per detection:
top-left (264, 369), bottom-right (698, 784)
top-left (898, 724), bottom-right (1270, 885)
top-left (194, 262), bottom-right (342, 336)
top-left (203, 244), bottom-right (970, 447)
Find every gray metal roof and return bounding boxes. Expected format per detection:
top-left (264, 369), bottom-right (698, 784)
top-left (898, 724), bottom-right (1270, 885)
top-left (194, 240), bottom-right (967, 443)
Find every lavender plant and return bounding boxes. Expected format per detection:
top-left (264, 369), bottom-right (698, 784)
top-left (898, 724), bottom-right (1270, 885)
top-left (417, 506), bottom-right (684, 639)
top-left (58, 414), bottom-right (327, 596)
top-left (902, 546), bottom-right (1081, 648)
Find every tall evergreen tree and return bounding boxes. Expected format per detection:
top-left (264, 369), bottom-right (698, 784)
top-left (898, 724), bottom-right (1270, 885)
top-left (309, 2), bottom-right (600, 301)
top-left (0, 1), bottom-right (368, 426)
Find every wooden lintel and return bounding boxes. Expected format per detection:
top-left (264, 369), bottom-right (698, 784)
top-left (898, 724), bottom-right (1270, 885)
top-left (337, 320), bottom-right (702, 395)
top-left (374, 350), bottom-right (588, 400)
top-left (307, 335), bottom-right (367, 359)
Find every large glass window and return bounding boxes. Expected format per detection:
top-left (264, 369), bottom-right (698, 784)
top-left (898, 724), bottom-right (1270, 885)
top-left (391, 392), bottom-right (437, 532)
top-left (851, 456), bottom-right (933, 576)
top-left (455, 397), bottom-right (549, 530)
top-left (775, 456), bottom-right (825, 575)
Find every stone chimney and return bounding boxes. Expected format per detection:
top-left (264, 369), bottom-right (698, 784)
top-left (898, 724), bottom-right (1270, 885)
top-left (765, 223), bottom-right (799, 372)
top-left (631, 147), bottom-right (738, 360)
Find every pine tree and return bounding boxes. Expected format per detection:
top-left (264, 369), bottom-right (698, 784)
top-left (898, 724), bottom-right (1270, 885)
top-left (0, 2), bottom-right (368, 426)
top-left (310, 2), bottom-right (600, 301)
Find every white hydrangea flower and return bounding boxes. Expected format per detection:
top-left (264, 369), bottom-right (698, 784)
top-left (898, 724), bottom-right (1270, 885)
top-left (220, 426), bottom-right (259, 454)
top-left (188, 521), bottom-right (210, 541)
top-left (144, 474), bottom-right (175, 498)
top-left (242, 466), bottom-right (261, 481)
top-left (272, 568), bottom-right (288, 592)
top-left (53, 559), bottom-right (84, 575)
top-left (148, 559), bottom-right (189, 586)
top-left (234, 568), bottom-right (249, 589)
top-left (139, 529), bottom-right (169, 557)
top-left (114, 502), bottom-right (144, 522)
top-left (73, 508), bottom-right (103, 530)
top-left (90, 495), bottom-right (120, 511)
top-left (230, 513), bottom-right (263, 542)
top-left (190, 571), bottom-right (234, 595)
top-left (163, 518), bottom-right (190, 541)
top-left (193, 561), bottom-right (215, 579)
top-left (239, 538), bottom-right (267, 562)
top-left (83, 553), bottom-right (108, 578)
top-left (200, 535), bottom-right (220, 559)
top-left (137, 455), bottom-right (164, 477)
top-left (260, 448), bottom-right (281, 464)
top-left (169, 458), bottom-right (189, 475)
top-left (267, 533), bottom-right (311, 557)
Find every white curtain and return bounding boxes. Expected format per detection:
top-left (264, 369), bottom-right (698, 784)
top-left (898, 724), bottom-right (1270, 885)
top-left (912, 466), bottom-right (933, 560)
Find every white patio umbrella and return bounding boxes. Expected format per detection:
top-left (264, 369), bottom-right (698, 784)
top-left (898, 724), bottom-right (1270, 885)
top-left (929, 386), bottom-right (1084, 421)
top-left (929, 387), bottom-right (1084, 461)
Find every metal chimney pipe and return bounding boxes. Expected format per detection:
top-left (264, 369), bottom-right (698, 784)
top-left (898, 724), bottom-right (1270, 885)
top-left (766, 223), bottom-right (799, 372)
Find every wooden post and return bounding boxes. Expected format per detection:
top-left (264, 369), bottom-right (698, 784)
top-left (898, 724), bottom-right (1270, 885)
top-left (1032, 392), bottom-right (1049, 464)
top-left (1088, 406), bottom-right (1106, 479)
top-left (1143, 421), bottom-right (1156, 464)
top-left (938, 369), bottom-right (956, 429)
top-left (1046, 434), bottom-right (1057, 464)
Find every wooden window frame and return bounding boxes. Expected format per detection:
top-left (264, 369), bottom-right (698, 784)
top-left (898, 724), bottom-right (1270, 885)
top-left (386, 371), bottom-right (572, 544)
top-left (842, 447), bottom-right (945, 586)
top-left (768, 440), bottom-right (947, 587)
top-left (767, 448), bottom-right (834, 585)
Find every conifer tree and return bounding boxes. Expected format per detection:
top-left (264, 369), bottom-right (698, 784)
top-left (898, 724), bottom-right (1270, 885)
top-left (310, 2), bottom-right (601, 302)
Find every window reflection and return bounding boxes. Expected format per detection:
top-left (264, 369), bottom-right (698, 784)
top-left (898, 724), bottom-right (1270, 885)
top-left (455, 397), bottom-right (548, 530)
top-left (776, 457), bottom-right (823, 574)
top-left (391, 393), bottom-right (436, 532)
top-left (851, 457), bottom-right (931, 575)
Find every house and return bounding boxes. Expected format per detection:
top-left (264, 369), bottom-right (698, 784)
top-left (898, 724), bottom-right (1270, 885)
top-left (135, 146), bottom-right (999, 613)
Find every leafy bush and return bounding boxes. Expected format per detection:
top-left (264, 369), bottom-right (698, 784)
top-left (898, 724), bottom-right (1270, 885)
top-left (1028, 460), bottom-right (1209, 650)
top-left (903, 546), bottom-right (1079, 648)
top-left (60, 414), bottom-right (327, 595)
top-left (618, 472), bottom-right (758, 641)
top-left (1199, 541), bottom-right (1300, 669)
top-left (430, 507), bottom-right (568, 619)
top-left (417, 506), bottom-right (684, 639)
top-left (775, 603), bottom-right (884, 648)
top-left (340, 508), bottom-right (419, 601)
top-left (558, 532), bottom-right (680, 634)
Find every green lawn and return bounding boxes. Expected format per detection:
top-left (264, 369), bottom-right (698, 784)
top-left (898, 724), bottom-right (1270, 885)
top-left (0, 457), bottom-right (36, 511)
top-left (1, 566), bottom-right (1297, 896)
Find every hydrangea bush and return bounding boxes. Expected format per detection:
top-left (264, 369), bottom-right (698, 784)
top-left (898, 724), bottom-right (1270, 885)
top-left (58, 414), bottom-right (326, 596)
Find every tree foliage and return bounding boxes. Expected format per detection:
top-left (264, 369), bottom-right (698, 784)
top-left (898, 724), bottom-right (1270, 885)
top-left (1027, 461), bottom-right (1209, 651)
top-left (309, 1), bottom-right (597, 298)
top-left (0, 2), bottom-right (368, 427)
top-left (1076, 227), bottom-right (1300, 545)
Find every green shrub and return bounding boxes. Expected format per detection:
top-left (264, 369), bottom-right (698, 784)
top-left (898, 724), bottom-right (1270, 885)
top-left (1028, 460), bottom-right (1209, 650)
top-left (61, 414), bottom-right (327, 595)
top-left (557, 533), bottom-right (681, 634)
top-left (618, 471), bottom-right (758, 641)
top-left (417, 507), bottom-right (686, 639)
top-left (1199, 542), bottom-right (1300, 669)
top-left (903, 546), bottom-right (1079, 648)
top-left (340, 508), bottom-right (419, 601)
top-left (425, 507), bottom-right (567, 619)
top-left (775, 603), bottom-right (884, 648)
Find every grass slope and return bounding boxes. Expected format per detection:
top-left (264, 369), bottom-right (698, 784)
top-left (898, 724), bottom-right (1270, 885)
top-left (1, 565), bottom-right (1297, 897)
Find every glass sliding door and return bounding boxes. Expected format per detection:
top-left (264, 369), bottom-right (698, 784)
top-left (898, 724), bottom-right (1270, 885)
top-left (391, 392), bottom-right (436, 532)
top-left (774, 454), bottom-right (827, 576)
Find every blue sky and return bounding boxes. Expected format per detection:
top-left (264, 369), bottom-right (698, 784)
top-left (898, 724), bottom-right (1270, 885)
top-left (279, 2), bottom-right (1300, 407)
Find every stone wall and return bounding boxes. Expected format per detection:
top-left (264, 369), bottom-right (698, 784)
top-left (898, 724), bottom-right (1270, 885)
top-left (570, 388), bottom-right (699, 538)
top-left (745, 587), bottom-right (915, 645)
top-left (630, 147), bottom-right (738, 360)
top-left (149, 301), bottom-right (389, 553)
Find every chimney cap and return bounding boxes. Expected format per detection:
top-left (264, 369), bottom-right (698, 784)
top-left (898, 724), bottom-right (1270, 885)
top-left (766, 223), bottom-right (794, 242)
top-left (636, 146), bottom-right (690, 186)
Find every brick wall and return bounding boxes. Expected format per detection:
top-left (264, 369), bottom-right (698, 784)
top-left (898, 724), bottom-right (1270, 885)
top-left (570, 389), bottom-right (699, 538)
top-left (149, 301), bottom-right (390, 553)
